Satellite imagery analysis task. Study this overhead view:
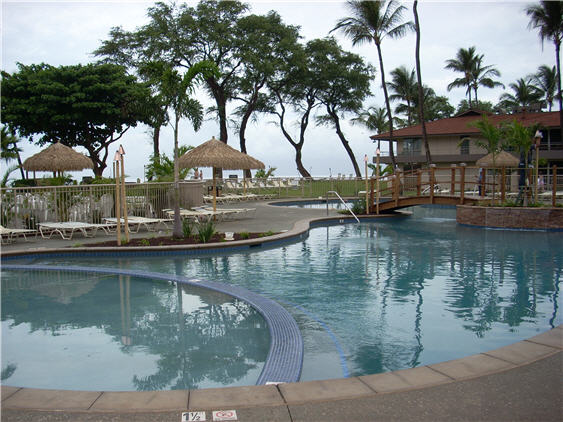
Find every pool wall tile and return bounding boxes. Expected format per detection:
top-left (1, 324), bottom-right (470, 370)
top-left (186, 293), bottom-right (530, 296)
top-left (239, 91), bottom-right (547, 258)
top-left (428, 353), bottom-right (514, 380)
top-left (91, 390), bottom-right (189, 411)
top-left (188, 385), bottom-right (284, 409)
top-left (2, 388), bottom-right (101, 411)
top-left (278, 378), bottom-right (373, 404)
top-left (359, 366), bottom-right (452, 393)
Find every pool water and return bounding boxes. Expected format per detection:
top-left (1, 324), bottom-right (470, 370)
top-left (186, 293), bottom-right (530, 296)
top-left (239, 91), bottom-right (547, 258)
top-left (272, 199), bottom-right (358, 209)
top-left (2, 205), bottom-right (561, 387)
top-left (1, 271), bottom-right (270, 391)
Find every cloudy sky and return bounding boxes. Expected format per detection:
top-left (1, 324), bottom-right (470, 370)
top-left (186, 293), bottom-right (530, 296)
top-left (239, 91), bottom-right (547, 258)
top-left (1, 0), bottom-right (557, 180)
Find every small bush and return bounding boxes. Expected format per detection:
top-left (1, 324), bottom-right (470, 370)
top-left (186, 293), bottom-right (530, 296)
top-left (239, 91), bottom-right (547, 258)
top-left (259, 230), bottom-right (275, 238)
top-left (239, 231), bottom-right (250, 240)
top-left (182, 218), bottom-right (195, 238)
top-left (197, 220), bottom-right (216, 243)
top-left (139, 238), bottom-right (150, 246)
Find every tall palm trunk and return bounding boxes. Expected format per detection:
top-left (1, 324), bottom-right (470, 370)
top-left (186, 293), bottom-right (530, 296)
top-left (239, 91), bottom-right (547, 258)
top-left (376, 42), bottom-right (397, 170)
top-left (413, 0), bottom-right (431, 165)
top-left (555, 40), bottom-right (563, 142)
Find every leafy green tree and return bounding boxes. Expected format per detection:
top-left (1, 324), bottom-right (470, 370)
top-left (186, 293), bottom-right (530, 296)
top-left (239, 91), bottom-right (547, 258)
top-left (332, 0), bottom-right (414, 170)
top-left (232, 11), bottom-right (300, 177)
top-left (498, 77), bottom-right (543, 112)
top-left (263, 40), bottom-right (318, 177)
top-left (254, 166), bottom-right (276, 179)
top-left (1, 63), bottom-right (150, 177)
top-left (423, 93), bottom-right (455, 121)
top-left (456, 99), bottom-right (495, 115)
top-left (531, 64), bottom-right (558, 111)
top-left (313, 38), bottom-right (375, 177)
top-left (525, 0), bottom-right (563, 139)
top-left (502, 119), bottom-right (536, 169)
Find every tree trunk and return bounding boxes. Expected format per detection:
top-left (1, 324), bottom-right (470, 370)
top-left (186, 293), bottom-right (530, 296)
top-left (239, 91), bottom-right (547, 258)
top-left (555, 40), bottom-right (562, 143)
top-left (295, 148), bottom-right (311, 178)
top-left (413, 0), bottom-right (432, 165)
top-left (239, 104), bottom-right (253, 179)
top-left (376, 42), bottom-right (397, 170)
top-left (172, 114), bottom-right (182, 238)
top-left (207, 77), bottom-right (228, 180)
top-left (153, 125), bottom-right (161, 158)
top-left (328, 106), bottom-right (361, 177)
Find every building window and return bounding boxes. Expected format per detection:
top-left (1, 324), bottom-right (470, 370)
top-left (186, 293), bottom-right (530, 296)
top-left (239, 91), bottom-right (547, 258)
top-left (403, 138), bottom-right (421, 154)
top-left (460, 138), bottom-right (470, 155)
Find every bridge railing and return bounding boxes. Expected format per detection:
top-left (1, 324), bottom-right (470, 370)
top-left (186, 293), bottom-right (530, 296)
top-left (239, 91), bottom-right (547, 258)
top-left (369, 164), bottom-right (560, 213)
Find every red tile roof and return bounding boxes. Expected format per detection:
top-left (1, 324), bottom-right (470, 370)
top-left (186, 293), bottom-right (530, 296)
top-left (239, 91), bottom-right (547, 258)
top-left (371, 110), bottom-right (561, 140)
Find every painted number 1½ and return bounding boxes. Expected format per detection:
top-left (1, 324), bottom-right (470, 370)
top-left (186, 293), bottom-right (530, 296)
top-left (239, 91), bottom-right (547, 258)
top-left (182, 411), bottom-right (206, 421)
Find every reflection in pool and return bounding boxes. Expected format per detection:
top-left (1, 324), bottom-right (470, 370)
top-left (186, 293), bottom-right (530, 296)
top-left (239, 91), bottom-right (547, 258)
top-left (1, 271), bottom-right (270, 391)
top-left (2, 205), bottom-right (562, 386)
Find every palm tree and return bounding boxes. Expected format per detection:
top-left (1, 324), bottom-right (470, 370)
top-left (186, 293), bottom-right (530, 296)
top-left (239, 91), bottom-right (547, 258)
top-left (413, 0), bottom-right (431, 165)
top-left (1, 126), bottom-right (25, 179)
top-left (445, 46), bottom-right (480, 107)
top-left (498, 77), bottom-right (543, 112)
top-left (525, 0), bottom-right (563, 139)
top-left (531, 64), bottom-right (558, 111)
top-left (332, 0), bottom-right (414, 170)
top-left (387, 66), bottom-right (417, 125)
top-left (351, 105), bottom-right (388, 150)
top-left (470, 56), bottom-right (504, 104)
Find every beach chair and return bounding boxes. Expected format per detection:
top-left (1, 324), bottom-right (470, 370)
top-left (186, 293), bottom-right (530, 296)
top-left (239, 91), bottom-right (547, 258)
top-left (38, 222), bottom-right (114, 240)
top-left (0, 225), bottom-right (38, 244)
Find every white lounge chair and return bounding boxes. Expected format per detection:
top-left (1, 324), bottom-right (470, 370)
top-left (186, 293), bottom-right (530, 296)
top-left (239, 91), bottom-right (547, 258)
top-left (38, 222), bottom-right (114, 240)
top-left (0, 225), bottom-right (38, 244)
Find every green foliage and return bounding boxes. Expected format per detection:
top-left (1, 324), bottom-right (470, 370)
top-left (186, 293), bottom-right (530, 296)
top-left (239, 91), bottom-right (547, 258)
top-left (145, 145), bottom-right (193, 182)
top-left (351, 200), bottom-right (366, 215)
top-left (259, 230), bottom-right (275, 237)
top-left (254, 166), bottom-right (277, 179)
top-left (470, 115), bottom-right (504, 160)
top-left (197, 220), bottom-right (216, 243)
top-left (87, 177), bottom-right (116, 185)
top-left (239, 231), bottom-right (250, 239)
top-left (182, 218), bottom-right (195, 238)
top-left (1, 63), bottom-right (151, 177)
top-left (501, 120), bottom-right (538, 167)
top-left (456, 99), bottom-right (494, 114)
top-left (139, 238), bottom-right (150, 246)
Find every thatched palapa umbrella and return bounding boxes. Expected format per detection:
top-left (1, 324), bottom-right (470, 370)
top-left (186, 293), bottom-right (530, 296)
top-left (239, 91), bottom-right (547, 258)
top-left (23, 142), bottom-right (93, 177)
top-left (476, 150), bottom-right (519, 168)
top-left (178, 136), bottom-right (265, 211)
top-left (476, 151), bottom-right (519, 203)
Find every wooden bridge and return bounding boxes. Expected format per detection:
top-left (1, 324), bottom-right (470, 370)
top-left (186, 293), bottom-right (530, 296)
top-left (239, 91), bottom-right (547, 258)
top-left (367, 164), bottom-right (559, 214)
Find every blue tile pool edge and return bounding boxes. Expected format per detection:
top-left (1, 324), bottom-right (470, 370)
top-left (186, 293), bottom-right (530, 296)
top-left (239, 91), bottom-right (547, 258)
top-left (1, 264), bottom-right (304, 387)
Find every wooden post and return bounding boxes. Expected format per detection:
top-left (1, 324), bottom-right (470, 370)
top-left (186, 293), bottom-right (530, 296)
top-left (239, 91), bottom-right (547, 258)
top-left (501, 167), bottom-right (506, 202)
top-left (376, 149), bottom-right (381, 214)
top-left (417, 169), bottom-right (422, 196)
top-left (369, 178), bottom-right (375, 214)
top-left (552, 165), bottom-right (557, 207)
top-left (394, 172), bottom-right (401, 207)
top-left (460, 164), bottom-right (466, 205)
top-left (114, 159), bottom-right (121, 246)
top-left (450, 165), bottom-right (456, 196)
top-left (364, 155), bottom-right (369, 215)
top-left (120, 150), bottom-right (129, 243)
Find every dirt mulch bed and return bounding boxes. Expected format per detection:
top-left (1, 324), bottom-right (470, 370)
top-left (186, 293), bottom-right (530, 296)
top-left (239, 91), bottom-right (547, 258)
top-left (84, 232), bottom-right (276, 247)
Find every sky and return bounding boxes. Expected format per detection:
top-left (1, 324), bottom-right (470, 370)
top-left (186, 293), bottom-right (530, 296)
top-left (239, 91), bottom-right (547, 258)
top-left (1, 0), bottom-right (558, 180)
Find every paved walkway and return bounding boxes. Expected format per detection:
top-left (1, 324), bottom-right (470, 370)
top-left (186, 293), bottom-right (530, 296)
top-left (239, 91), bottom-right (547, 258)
top-left (1, 200), bottom-right (562, 421)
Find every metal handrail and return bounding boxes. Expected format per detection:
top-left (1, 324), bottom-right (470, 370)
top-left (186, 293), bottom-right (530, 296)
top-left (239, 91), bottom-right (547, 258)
top-left (326, 190), bottom-right (360, 223)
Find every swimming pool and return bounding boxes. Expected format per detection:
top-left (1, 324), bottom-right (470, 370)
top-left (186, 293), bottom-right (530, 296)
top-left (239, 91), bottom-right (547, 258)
top-left (2, 205), bottom-right (561, 389)
top-left (271, 199), bottom-right (358, 209)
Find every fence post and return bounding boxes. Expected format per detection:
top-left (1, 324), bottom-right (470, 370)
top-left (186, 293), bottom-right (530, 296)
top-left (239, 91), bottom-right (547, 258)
top-left (416, 170), bottom-right (422, 196)
top-left (553, 165), bottom-right (557, 207)
top-left (501, 167), bottom-right (506, 202)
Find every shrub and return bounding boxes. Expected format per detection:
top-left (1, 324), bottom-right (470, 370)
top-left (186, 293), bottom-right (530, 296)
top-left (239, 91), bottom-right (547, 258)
top-left (239, 231), bottom-right (250, 240)
top-left (139, 238), bottom-right (150, 246)
top-left (197, 220), bottom-right (216, 243)
top-left (182, 218), bottom-right (195, 238)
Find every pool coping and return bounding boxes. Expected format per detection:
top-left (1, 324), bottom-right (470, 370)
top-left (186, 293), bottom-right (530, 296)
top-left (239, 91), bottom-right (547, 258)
top-left (1, 326), bottom-right (561, 412)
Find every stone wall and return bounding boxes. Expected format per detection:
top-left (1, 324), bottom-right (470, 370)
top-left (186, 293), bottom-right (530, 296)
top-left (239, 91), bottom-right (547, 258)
top-left (457, 205), bottom-right (563, 230)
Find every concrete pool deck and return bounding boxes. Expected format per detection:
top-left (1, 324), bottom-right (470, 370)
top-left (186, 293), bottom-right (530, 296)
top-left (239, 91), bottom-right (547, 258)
top-left (1, 200), bottom-right (562, 421)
